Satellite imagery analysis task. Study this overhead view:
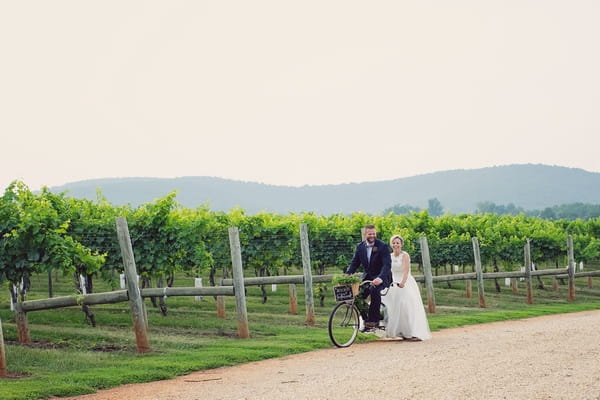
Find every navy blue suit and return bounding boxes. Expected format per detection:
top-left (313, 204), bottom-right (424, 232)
top-left (345, 238), bottom-right (392, 323)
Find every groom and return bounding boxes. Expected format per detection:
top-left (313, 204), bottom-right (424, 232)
top-left (345, 224), bottom-right (392, 329)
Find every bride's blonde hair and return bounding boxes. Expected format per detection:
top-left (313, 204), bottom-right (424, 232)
top-left (389, 234), bottom-right (404, 247)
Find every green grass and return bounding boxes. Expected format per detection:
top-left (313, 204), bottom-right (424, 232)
top-left (1, 267), bottom-right (600, 400)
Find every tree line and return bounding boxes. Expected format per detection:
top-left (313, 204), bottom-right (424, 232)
top-left (385, 199), bottom-right (600, 220)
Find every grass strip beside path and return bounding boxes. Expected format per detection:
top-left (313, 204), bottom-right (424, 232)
top-left (1, 273), bottom-right (599, 400)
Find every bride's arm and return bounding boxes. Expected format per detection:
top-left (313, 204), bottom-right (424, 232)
top-left (399, 252), bottom-right (410, 287)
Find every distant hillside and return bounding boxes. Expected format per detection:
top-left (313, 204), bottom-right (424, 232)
top-left (47, 164), bottom-right (600, 214)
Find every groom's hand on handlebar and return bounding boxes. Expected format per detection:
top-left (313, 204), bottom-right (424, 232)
top-left (372, 277), bottom-right (383, 286)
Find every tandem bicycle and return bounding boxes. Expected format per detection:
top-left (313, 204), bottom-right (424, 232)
top-left (328, 280), bottom-right (388, 347)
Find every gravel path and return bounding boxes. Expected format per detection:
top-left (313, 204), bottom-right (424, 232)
top-left (59, 310), bottom-right (600, 400)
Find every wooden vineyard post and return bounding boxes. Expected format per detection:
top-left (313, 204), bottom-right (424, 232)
top-left (466, 280), bottom-right (472, 298)
top-left (216, 296), bottom-right (226, 319)
top-left (48, 268), bottom-right (54, 298)
top-left (552, 277), bottom-right (559, 292)
top-left (300, 224), bottom-right (316, 326)
top-left (524, 239), bottom-right (533, 304)
top-left (472, 237), bottom-right (486, 308)
top-left (14, 300), bottom-right (31, 344)
top-left (216, 269), bottom-right (226, 319)
top-left (0, 317), bottom-right (6, 377)
top-left (228, 227), bottom-right (250, 339)
top-left (116, 217), bottom-right (150, 354)
top-left (567, 235), bottom-right (576, 301)
top-left (289, 283), bottom-right (298, 314)
top-left (511, 277), bottom-right (519, 294)
top-left (419, 237), bottom-right (436, 313)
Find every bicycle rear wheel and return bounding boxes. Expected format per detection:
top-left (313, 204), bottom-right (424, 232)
top-left (328, 302), bottom-right (360, 348)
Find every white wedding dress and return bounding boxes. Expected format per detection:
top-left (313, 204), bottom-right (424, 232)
top-left (383, 252), bottom-right (431, 340)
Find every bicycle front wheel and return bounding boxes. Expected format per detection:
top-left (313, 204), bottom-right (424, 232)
top-left (328, 302), bottom-right (360, 348)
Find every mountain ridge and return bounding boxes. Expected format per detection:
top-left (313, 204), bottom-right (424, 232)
top-left (47, 164), bottom-right (600, 214)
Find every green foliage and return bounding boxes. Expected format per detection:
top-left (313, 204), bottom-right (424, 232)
top-left (299, 212), bottom-right (358, 275)
top-left (64, 196), bottom-right (127, 289)
top-left (331, 273), bottom-right (361, 285)
top-left (1, 184), bottom-right (599, 303)
top-left (129, 192), bottom-right (180, 280)
top-left (0, 182), bottom-right (105, 296)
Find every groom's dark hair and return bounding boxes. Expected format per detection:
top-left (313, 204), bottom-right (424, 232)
top-left (364, 224), bottom-right (376, 230)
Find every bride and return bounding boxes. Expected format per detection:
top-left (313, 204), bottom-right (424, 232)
top-left (383, 234), bottom-right (431, 341)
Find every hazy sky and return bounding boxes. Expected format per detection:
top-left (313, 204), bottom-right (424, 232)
top-left (2, 1), bottom-right (599, 192)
